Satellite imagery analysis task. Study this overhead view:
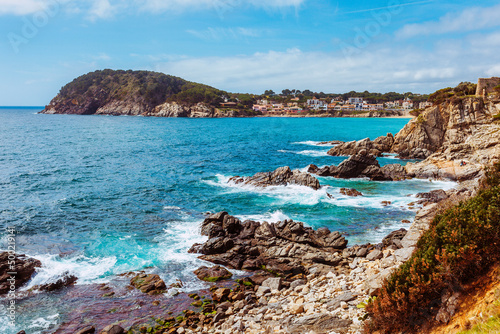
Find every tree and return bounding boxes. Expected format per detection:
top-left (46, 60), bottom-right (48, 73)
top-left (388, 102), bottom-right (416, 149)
top-left (264, 89), bottom-right (275, 96)
top-left (282, 89), bottom-right (292, 96)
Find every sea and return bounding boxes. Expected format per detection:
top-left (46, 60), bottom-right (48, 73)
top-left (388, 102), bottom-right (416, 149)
top-left (0, 107), bottom-right (456, 333)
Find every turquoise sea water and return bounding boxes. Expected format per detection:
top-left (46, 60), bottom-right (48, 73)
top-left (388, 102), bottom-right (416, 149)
top-left (0, 108), bottom-right (455, 333)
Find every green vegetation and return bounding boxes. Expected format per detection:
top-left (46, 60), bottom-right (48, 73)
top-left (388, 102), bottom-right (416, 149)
top-left (428, 82), bottom-right (477, 105)
top-left (365, 162), bottom-right (500, 333)
top-left (58, 69), bottom-right (226, 107)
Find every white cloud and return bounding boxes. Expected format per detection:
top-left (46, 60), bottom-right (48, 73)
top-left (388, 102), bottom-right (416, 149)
top-left (396, 4), bottom-right (500, 38)
top-left (0, 0), bottom-right (47, 15)
top-left (187, 27), bottom-right (262, 40)
top-left (0, 0), bottom-right (304, 17)
top-left (152, 34), bottom-right (500, 94)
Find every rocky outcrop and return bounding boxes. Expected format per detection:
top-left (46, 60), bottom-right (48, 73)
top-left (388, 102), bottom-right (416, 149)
top-left (189, 212), bottom-right (348, 278)
top-left (327, 134), bottom-right (394, 157)
top-left (193, 265), bottom-right (232, 282)
top-left (130, 273), bottom-right (166, 295)
top-left (229, 166), bottom-right (320, 190)
top-left (0, 252), bottom-right (41, 295)
top-left (309, 151), bottom-right (410, 181)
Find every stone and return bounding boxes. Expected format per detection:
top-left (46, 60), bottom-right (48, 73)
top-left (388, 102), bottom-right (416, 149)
top-left (289, 303), bottom-right (304, 314)
top-left (0, 252), bottom-right (41, 295)
top-left (289, 279), bottom-right (307, 289)
top-left (229, 166), bottom-right (320, 190)
top-left (74, 326), bottom-right (96, 334)
top-left (212, 288), bottom-right (231, 302)
top-left (37, 273), bottom-right (77, 292)
top-left (340, 188), bottom-right (363, 197)
top-left (193, 265), bottom-right (232, 282)
top-left (100, 325), bottom-right (124, 334)
top-left (130, 273), bottom-right (166, 294)
top-left (288, 314), bottom-right (352, 334)
top-left (261, 277), bottom-right (282, 291)
top-left (382, 229), bottom-right (407, 249)
top-left (394, 247), bottom-right (415, 262)
top-left (256, 286), bottom-right (271, 297)
top-left (366, 249), bottom-right (383, 261)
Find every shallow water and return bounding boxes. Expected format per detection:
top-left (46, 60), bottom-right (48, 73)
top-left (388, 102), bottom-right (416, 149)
top-left (0, 108), bottom-right (455, 333)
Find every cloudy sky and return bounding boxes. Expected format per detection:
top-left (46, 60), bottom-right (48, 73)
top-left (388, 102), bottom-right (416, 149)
top-left (1, 0), bottom-right (500, 105)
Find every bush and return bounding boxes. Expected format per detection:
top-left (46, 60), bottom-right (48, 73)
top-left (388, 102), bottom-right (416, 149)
top-left (365, 163), bottom-right (500, 333)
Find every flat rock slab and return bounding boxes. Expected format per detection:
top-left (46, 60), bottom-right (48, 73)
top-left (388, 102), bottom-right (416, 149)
top-left (288, 314), bottom-right (352, 334)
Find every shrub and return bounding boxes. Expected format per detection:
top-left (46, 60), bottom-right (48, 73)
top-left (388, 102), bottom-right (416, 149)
top-left (365, 163), bottom-right (500, 333)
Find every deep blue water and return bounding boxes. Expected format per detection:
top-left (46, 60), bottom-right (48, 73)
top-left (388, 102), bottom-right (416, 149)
top-left (0, 108), bottom-right (455, 333)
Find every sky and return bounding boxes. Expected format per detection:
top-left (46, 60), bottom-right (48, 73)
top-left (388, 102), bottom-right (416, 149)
top-left (1, 0), bottom-right (500, 105)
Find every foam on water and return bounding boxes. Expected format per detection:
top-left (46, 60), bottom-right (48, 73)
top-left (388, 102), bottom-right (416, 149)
top-left (236, 210), bottom-right (291, 223)
top-left (21, 253), bottom-right (118, 290)
top-left (278, 149), bottom-right (330, 157)
top-left (292, 140), bottom-right (337, 147)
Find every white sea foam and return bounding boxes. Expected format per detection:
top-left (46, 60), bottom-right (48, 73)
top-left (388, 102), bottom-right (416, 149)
top-left (278, 149), bottom-right (330, 157)
top-left (163, 206), bottom-right (182, 210)
top-left (351, 219), bottom-right (414, 245)
top-left (236, 210), bottom-right (291, 223)
top-left (27, 314), bottom-right (60, 330)
top-left (157, 221), bottom-right (211, 292)
top-left (292, 140), bottom-right (337, 147)
top-left (21, 253), bottom-right (117, 291)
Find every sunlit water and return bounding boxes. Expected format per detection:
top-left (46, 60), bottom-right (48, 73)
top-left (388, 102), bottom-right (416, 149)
top-left (0, 108), bottom-right (455, 333)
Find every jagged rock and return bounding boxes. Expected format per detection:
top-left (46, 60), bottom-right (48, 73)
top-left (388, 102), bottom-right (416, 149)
top-left (0, 252), bottom-right (41, 295)
top-left (416, 189), bottom-right (448, 205)
top-left (130, 273), bottom-right (166, 295)
top-left (340, 188), bottom-right (363, 197)
top-left (229, 166), bottom-right (320, 190)
top-left (193, 265), bottom-right (232, 282)
top-left (261, 277), bottom-right (282, 291)
top-left (37, 273), bottom-right (77, 292)
top-left (191, 213), bottom-right (348, 278)
top-left (382, 229), bottom-right (407, 249)
top-left (436, 290), bottom-right (461, 324)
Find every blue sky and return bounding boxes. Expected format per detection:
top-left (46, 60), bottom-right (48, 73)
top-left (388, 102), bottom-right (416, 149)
top-left (1, 0), bottom-right (500, 105)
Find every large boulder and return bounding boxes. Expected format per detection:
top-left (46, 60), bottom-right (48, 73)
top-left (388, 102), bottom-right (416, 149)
top-left (130, 273), bottom-right (166, 295)
top-left (0, 252), bottom-right (41, 295)
top-left (229, 166), bottom-right (320, 190)
top-left (193, 265), bottom-right (232, 282)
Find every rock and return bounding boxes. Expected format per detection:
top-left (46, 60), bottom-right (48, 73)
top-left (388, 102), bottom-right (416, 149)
top-left (130, 274), bottom-right (166, 294)
top-left (100, 325), bottom-right (125, 334)
top-left (212, 288), bottom-right (231, 302)
top-left (326, 292), bottom-right (356, 309)
top-left (74, 326), bottom-right (96, 334)
top-left (340, 188), bottom-right (363, 197)
top-left (0, 252), bottom-right (41, 295)
top-left (229, 166), bottom-right (320, 190)
top-left (288, 314), bottom-right (352, 334)
top-left (366, 249), bottom-right (383, 261)
top-left (261, 277), bottom-right (282, 291)
top-left (394, 247), bottom-right (415, 262)
top-left (416, 189), bottom-right (448, 205)
top-left (436, 291), bottom-right (461, 323)
top-left (290, 303), bottom-right (304, 314)
top-left (256, 286), bottom-right (271, 297)
top-left (382, 229), bottom-right (407, 249)
top-left (37, 273), bottom-right (77, 292)
top-left (193, 213), bottom-right (348, 278)
top-left (289, 279), bottom-right (307, 289)
top-left (193, 265), bottom-right (232, 282)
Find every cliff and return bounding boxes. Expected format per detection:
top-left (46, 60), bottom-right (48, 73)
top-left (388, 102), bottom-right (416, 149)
top-left (328, 80), bottom-right (500, 181)
top-left (40, 69), bottom-right (250, 117)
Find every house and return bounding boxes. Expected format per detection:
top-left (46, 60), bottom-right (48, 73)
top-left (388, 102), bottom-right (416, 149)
top-left (419, 101), bottom-right (432, 109)
top-left (221, 102), bottom-right (238, 108)
top-left (253, 105), bottom-right (268, 113)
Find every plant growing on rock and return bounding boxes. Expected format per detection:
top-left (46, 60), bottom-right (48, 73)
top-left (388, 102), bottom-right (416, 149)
top-left (365, 163), bottom-right (500, 333)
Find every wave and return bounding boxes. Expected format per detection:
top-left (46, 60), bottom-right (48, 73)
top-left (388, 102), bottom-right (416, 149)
top-left (163, 206), bottom-right (182, 210)
top-left (292, 140), bottom-right (337, 147)
top-left (278, 149), bottom-right (330, 157)
top-left (236, 210), bottom-right (291, 223)
top-left (21, 253), bottom-right (118, 291)
top-left (350, 219), bottom-right (414, 245)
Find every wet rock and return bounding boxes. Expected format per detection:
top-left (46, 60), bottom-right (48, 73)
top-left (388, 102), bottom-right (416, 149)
top-left (0, 252), bottom-right (41, 295)
top-left (73, 326), bottom-right (95, 334)
top-left (229, 166), bottom-right (320, 190)
top-left (130, 274), bottom-right (166, 295)
top-left (416, 189), bottom-right (448, 205)
top-left (193, 265), bottom-right (232, 282)
top-left (212, 288), bottom-right (231, 302)
top-left (382, 228), bottom-right (407, 249)
top-left (99, 324), bottom-right (124, 334)
top-left (37, 273), bottom-right (78, 292)
top-left (340, 188), bottom-right (363, 197)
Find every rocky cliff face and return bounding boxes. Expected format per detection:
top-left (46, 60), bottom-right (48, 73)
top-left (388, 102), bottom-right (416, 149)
top-left (327, 96), bottom-right (500, 181)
